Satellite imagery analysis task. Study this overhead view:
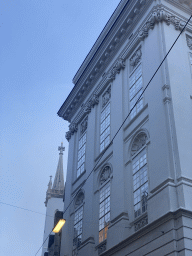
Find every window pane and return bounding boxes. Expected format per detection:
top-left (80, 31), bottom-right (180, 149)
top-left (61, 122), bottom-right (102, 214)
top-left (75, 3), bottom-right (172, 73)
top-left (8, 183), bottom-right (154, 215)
top-left (132, 149), bottom-right (148, 218)
top-left (77, 134), bottom-right (86, 177)
top-left (100, 104), bottom-right (110, 152)
top-left (99, 182), bottom-right (110, 244)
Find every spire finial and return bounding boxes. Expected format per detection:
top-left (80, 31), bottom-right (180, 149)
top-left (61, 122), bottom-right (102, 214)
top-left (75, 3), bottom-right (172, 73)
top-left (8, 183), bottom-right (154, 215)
top-left (58, 142), bottom-right (65, 155)
top-left (47, 175), bottom-right (52, 191)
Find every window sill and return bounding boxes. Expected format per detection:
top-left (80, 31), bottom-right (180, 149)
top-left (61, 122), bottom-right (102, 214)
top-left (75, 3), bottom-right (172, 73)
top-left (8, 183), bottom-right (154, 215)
top-left (72, 170), bottom-right (86, 186)
top-left (95, 142), bottom-right (113, 163)
top-left (124, 103), bottom-right (148, 132)
top-left (95, 239), bottom-right (107, 255)
top-left (130, 212), bottom-right (148, 232)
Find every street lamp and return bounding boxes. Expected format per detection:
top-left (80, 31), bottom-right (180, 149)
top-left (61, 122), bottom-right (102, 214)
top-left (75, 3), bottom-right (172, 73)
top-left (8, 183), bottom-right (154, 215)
top-left (52, 219), bottom-right (66, 233)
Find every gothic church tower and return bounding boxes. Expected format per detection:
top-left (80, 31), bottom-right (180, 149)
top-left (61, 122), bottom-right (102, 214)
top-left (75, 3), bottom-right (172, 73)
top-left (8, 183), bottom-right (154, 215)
top-left (41, 143), bottom-right (65, 256)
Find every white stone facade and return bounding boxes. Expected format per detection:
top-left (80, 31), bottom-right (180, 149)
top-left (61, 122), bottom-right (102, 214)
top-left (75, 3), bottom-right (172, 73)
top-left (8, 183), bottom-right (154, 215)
top-left (58, 1), bottom-right (192, 255)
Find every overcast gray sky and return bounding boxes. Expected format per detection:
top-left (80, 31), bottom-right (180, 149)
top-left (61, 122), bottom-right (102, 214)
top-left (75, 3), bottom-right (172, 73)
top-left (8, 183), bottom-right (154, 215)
top-left (0, 0), bottom-right (120, 255)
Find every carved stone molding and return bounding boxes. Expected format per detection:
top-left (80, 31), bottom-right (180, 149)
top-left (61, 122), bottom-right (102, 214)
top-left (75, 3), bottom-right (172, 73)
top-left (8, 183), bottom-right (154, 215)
top-left (162, 84), bottom-right (171, 104)
top-left (91, 93), bottom-right (99, 108)
top-left (162, 84), bottom-right (170, 90)
top-left (107, 58), bottom-right (125, 81)
top-left (83, 93), bottom-right (99, 114)
top-left (163, 96), bottom-right (172, 104)
top-left (102, 87), bottom-right (111, 108)
top-left (97, 240), bottom-right (107, 255)
top-left (134, 215), bottom-right (148, 231)
top-left (80, 117), bottom-right (88, 135)
top-left (65, 123), bottom-right (78, 142)
top-left (69, 123), bottom-right (78, 135)
top-left (74, 191), bottom-right (85, 208)
top-left (138, 7), bottom-right (185, 41)
top-left (186, 34), bottom-right (192, 50)
top-left (131, 132), bottom-right (148, 156)
top-left (100, 166), bottom-right (111, 185)
top-left (65, 131), bottom-right (71, 142)
top-left (130, 48), bottom-right (142, 68)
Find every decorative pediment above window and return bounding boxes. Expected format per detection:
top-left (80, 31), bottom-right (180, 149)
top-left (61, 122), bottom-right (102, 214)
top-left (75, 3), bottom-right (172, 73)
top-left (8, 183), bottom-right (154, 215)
top-left (130, 48), bottom-right (142, 69)
top-left (102, 87), bottom-right (111, 108)
top-left (131, 132), bottom-right (148, 156)
top-left (100, 166), bottom-right (112, 185)
top-left (186, 34), bottom-right (192, 50)
top-left (80, 117), bottom-right (88, 135)
top-left (74, 191), bottom-right (85, 208)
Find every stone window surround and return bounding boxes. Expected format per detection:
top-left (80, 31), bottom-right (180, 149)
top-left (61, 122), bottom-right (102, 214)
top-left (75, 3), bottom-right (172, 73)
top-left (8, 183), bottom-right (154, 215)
top-left (129, 131), bottom-right (150, 230)
top-left (129, 47), bottom-right (144, 120)
top-left (100, 102), bottom-right (111, 153)
top-left (77, 132), bottom-right (87, 178)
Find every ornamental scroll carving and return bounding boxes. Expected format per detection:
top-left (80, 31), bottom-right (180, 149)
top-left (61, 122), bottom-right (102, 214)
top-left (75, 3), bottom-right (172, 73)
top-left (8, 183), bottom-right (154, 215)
top-left (83, 93), bottom-right (99, 113)
top-left (100, 166), bottom-right (111, 185)
top-left (134, 215), bottom-right (148, 231)
top-left (65, 131), bottom-right (71, 142)
top-left (80, 117), bottom-right (88, 135)
top-left (138, 7), bottom-right (185, 41)
top-left (69, 123), bottom-right (78, 135)
top-left (65, 123), bottom-right (78, 142)
top-left (107, 58), bottom-right (125, 81)
top-left (131, 132), bottom-right (148, 156)
top-left (74, 191), bottom-right (84, 208)
top-left (130, 48), bottom-right (142, 69)
top-left (102, 87), bottom-right (111, 108)
top-left (186, 35), bottom-right (192, 50)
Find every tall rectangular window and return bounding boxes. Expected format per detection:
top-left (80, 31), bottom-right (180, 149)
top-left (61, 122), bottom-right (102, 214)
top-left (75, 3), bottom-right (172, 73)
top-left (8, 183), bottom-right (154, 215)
top-left (77, 133), bottom-right (86, 178)
top-left (99, 182), bottom-right (110, 243)
top-left (73, 206), bottom-right (83, 247)
top-left (132, 150), bottom-right (148, 218)
top-left (100, 103), bottom-right (110, 152)
top-left (129, 63), bottom-right (143, 119)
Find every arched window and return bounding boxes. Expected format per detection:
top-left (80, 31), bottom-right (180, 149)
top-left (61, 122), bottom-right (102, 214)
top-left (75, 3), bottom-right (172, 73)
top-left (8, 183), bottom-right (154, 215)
top-left (131, 132), bottom-right (148, 219)
top-left (98, 165), bottom-right (111, 243)
top-left (73, 190), bottom-right (85, 252)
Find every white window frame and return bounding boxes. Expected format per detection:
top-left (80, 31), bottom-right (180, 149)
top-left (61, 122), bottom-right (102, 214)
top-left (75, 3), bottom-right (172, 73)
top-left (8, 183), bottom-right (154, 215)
top-left (73, 205), bottom-right (83, 249)
top-left (100, 102), bottom-right (110, 152)
top-left (129, 63), bottom-right (143, 119)
top-left (132, 148), bottom-right (148, 219)
top-left (77, 133), bottom-right (86, 178)
top-left (99, 182), bottom-right (110, 243)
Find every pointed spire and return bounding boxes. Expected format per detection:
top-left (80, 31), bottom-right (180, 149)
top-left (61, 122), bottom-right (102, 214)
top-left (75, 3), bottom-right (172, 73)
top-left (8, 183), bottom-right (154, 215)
top-left (45, 143), bottom-right (65, 206)
top-left (52, 142), bottom-right (65, 192)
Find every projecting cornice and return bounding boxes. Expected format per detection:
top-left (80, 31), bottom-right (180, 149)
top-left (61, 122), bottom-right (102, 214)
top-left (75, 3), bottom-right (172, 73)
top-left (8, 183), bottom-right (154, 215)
top-left (138, 6), bottom-right (185, 41)
top-left (58, 0), bottom-right (190, 126)
top-left (58, 0), bottom-right (152, 122)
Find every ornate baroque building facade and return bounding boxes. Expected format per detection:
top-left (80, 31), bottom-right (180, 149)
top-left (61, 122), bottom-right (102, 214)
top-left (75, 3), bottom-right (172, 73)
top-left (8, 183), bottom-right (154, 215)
top-left (58, 0), bottom-right (192, 255)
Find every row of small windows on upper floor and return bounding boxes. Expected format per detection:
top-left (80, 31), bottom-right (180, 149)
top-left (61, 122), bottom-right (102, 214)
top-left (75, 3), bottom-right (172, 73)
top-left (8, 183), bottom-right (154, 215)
top-left (73, 131), bottom-right (149, 252)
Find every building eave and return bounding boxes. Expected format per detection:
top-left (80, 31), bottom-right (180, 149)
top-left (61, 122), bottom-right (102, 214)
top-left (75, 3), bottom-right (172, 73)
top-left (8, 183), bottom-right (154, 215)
top-left (57, 0), bottom-right (190, 123)
top-left (57, 0), bottom-right (146, 122)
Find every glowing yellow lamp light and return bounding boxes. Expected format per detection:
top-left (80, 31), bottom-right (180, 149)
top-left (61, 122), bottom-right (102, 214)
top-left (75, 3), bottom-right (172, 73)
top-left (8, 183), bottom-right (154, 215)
top-left (52, 219), bottom-right (66, 233)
